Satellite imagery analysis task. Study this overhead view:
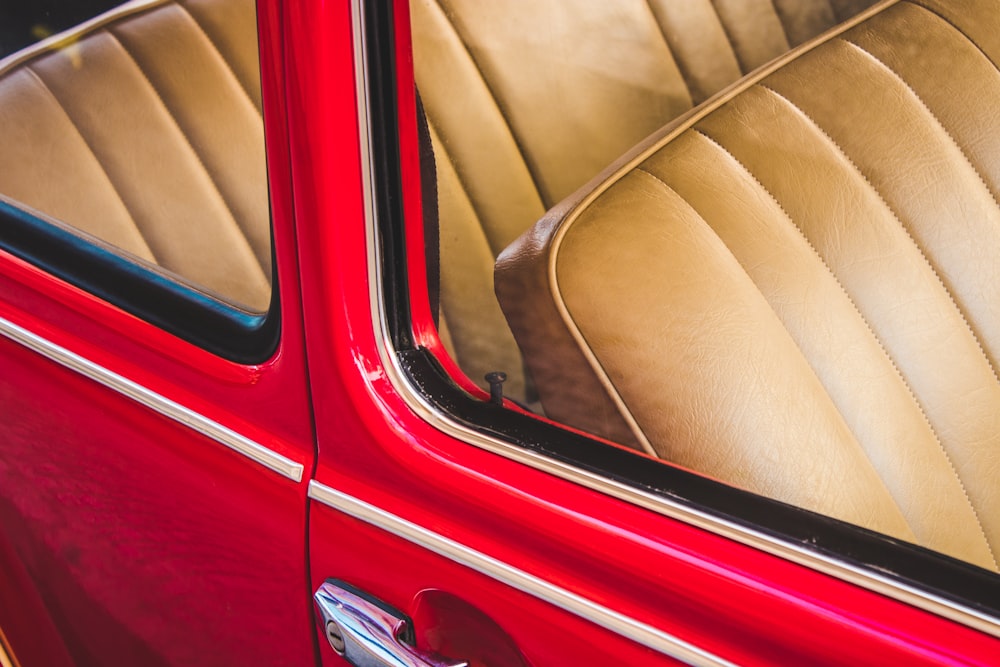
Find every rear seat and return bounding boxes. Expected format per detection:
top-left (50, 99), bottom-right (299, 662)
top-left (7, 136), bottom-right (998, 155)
top-left (0, 0), bottom-right (269, 311)
top-left (0, 0), bottom-right (879, 358)
top-left (495, 0), bottom-right (1000, 570)
top-left (411, 0), bottom-right (879, 401)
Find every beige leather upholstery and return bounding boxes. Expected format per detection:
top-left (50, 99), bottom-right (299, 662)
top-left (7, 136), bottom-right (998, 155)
top-left (497, 0), bottom-right (1000, 571)
top-left (411, 0), bottom-right (878, 399)
top-left (0, 0), bottom-right (269, 311)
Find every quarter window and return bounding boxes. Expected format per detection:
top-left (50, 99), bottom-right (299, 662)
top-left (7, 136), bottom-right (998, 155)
top-left (0, 0), bottom-right (273, 352)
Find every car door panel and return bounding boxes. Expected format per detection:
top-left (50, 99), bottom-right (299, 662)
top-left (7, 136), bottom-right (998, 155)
top-left (289, 1), bottom-right (1000, 665)
top-left (0, 0), bottom-right (317, 653)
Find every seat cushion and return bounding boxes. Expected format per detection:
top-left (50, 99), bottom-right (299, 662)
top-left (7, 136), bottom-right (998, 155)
top-left (496, 0), bottom-right (1000, 571)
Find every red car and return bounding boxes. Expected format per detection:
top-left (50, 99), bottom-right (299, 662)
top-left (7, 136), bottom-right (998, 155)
top-left (1, 0), bottom-right (998, 665)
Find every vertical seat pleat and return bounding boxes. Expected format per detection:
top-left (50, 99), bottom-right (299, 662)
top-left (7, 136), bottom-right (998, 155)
top-left (845, 3), bottom-right (1000, 370)
top-left (429, 121), bottom-right (527, 398)
top-left (557, 168), bottom-right (917, 543)
top-left (111, 4), bottom-right (271, 281)
top-left (0, 70), bottom-right (154, 261)
top-left (708, 0), bottom-right (792, 71)
top-left (29, 30), bottom-right (270, 310)
top-left (179, 0), bottom-right (263, 114)
top-left (696, 34), bottom-right (1000, 562)
top-left (435, 0), bottom-right (693, 206)
top-left (410, 0), bottom-right (545, 256)
top-left (649, 122), bottom-right (995, 568)
top-left (645, 0), bottom-right (745, 105)
top-left (758, 41), bottom-right (1000, 551)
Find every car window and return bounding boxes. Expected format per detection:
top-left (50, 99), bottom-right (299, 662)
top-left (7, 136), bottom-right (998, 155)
top-left (0, 0), bottom-right (272, 324)
top-left (390, 0), bottom-right (1000, 626)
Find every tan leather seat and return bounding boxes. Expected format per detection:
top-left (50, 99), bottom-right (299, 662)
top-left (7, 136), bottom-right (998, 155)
top-left (0, 0), bottom-right (269, 311)
top-left (412, 0), bottom-right (879, 401)
top-left (496, 0), bottom-right (1000, 571)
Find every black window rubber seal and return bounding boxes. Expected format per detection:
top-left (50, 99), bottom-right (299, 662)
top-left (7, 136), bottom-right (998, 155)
top-left (363, 0), bottom-right (1000, 626)
top-left (0, 198), bottom-right (279, 365)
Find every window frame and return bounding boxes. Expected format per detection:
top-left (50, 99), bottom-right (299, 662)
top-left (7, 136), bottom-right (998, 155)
top-left (362, 0), bottom-right (1000, 638)
top-left (0, 199), bottom-right (279, 363)
top-left (0, 0), bottom-right (280, 365)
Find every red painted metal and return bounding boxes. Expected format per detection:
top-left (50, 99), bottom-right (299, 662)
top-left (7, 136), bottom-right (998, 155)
top-left (298, 1), bottom-right (1000, 666)
top-left (0, 1), bottom-right (316, 664)
top-left (0, 0), bottom-right (998, 664)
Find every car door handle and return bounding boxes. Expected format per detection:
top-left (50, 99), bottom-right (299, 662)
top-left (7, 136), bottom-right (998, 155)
top-left (314, 581), bottom-right (468, 667)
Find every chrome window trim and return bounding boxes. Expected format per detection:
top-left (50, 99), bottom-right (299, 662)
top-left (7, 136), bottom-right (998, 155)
top-left (0, 315), bottom-right (304, 482)
top-left (351, 0), bottom-right (1000, 643)
top-left (308, 480), bottom-right (736, 667)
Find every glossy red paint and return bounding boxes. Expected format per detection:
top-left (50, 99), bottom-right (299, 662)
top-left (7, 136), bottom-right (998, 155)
top-left (0, 0), bottom-right (999, 665)
top-left (295, 1), bottom-right (1000, 666)
top-left (0, 1), bottom-right (316, 664)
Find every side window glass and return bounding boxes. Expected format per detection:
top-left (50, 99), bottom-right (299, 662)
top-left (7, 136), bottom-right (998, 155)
top-left (0, 0), bottom-right (271, 315)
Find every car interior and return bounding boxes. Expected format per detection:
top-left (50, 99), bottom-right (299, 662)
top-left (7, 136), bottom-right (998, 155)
top-left (0, 0), bottom-right (270, 312)
top-left (413, 0), bottom-right (880, 404)
top-left (1, 0), bottom-right (998, 575)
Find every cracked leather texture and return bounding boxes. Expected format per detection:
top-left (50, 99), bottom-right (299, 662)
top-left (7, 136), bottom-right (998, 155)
top-left (497, 0), bottom-right (1000, 571)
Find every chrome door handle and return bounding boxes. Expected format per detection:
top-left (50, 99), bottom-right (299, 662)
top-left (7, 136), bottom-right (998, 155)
top-left (314, 581), bottom-right (468, 667)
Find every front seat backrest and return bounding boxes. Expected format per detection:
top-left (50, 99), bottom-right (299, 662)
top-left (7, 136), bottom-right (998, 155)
top-left (410, 0), bottom-right (879, 401)
top-left (496, 0), bottom-right (1000, 571)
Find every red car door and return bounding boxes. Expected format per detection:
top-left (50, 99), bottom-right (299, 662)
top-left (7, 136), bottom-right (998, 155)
top-left (0, 1), bottom-right (316, 664)
top-left (293, 2), bottom-right (1000, 666)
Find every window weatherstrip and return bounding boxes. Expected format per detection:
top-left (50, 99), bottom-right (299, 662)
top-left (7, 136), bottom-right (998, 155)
top-left (351, 0), bottom-right (1000, 644)
top-left (0, 315), bottom-right (304, 482)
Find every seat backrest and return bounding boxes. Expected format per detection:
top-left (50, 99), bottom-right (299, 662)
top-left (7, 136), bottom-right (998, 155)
top-left (496, 0), bottom-right (1000, 571)
top-left (411, 0), bottom-right (878, 400)
top-left (0, 0), bottom-right (269, 311)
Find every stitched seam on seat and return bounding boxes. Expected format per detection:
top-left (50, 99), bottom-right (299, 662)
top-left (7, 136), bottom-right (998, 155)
top-left (637, 158), bottom-right (916, 538)
top-left (752, 85), bottom-right (1000, 566)
top-left (840, 38), bottom-right (1000, 211)
top-left (175, 1), bottom-right (261, 118)
top-left (905, 1), bottom-right (999, 69)
top-left (694, 117), bottom-right (998, 570)
top-left (428, 0), bottom-right (547, 206)
top-left (835, 39), bottom-right (1000, 380)
top-left (871, 2), bottom-right (1000, 190)
top-left (108, 30), bottom-right (268, 283)
top-left (21, 66), bottom-right (157, 264)
top-left (763, 81), bottom-right (1000, 388)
